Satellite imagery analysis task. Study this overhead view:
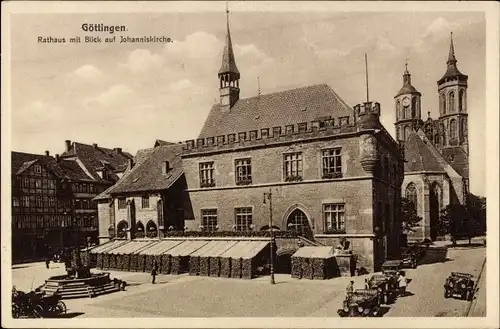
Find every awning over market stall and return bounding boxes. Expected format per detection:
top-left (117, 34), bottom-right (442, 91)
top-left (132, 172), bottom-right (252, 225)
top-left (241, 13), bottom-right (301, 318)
top-left (190, 240), bottom-right (239, 258)
top-left (220, 240), bottom-right (270, 259)
top-left (138, 240), bottom-right (184, 255)
top-left (107, 240), bottom-right (156, 255)
top-left (165, 240), bottom-right (210, 257)
top-left (89, 240), bottom-right (129, 254)
top-left (291, 246), bottom-right (335, 259)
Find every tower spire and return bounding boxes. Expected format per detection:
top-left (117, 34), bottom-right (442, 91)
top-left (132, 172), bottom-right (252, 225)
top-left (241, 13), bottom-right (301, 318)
top-left (218, 2), bottom-right (240, 111)
top-left (219, 2), bottom-right (240, 76)
top-left (403, 59), bottom-right (411, 85)
top-left (447, 32), bottom-right (457, 66)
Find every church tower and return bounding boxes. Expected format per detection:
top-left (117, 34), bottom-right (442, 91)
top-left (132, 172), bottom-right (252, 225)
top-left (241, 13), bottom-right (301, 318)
top-left (394, 63), bottom-right (423, 141)
top-left (437, 32), bottom-right (469, 155)
top-left (218, 5), bottom-right (240, 112)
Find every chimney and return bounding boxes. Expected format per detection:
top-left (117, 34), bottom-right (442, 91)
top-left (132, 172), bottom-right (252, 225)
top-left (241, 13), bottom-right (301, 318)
top-left (114, 147), bottom-right (122, 153)
top-left (45, 150), bottom-right (50, 156)
top-left (93, 143), bottom-right (98, 149)
top-left (65, 140), bottom-right (71, 152)
top-left (55, 154), bottom-right (60, 162)
top-left (127, 158), bottom-right (134, 170)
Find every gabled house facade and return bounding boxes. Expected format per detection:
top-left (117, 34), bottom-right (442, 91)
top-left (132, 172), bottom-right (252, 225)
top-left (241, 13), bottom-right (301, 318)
top-left (94, 142), bottom-right (187, 244)
top-left (11, 140), bottom-right (132, 263)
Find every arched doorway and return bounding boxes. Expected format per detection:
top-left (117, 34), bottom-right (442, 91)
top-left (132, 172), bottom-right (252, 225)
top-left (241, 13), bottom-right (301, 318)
top-left (286, 209), bottom-right (313, 240)
top-left (146, 220), bottom-right (158, 238)
top-left (429, 182), bottom-right (442, 241)
top-left (116, 220), bottom-right (128, 238)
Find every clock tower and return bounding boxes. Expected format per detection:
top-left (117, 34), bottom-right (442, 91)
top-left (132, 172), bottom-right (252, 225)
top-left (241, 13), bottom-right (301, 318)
top-left (394, 63), bottom-right (423, 141)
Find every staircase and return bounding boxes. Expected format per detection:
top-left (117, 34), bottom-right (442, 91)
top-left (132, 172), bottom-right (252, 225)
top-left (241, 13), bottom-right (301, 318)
top-left (42, 280), bottom-right (120, 299)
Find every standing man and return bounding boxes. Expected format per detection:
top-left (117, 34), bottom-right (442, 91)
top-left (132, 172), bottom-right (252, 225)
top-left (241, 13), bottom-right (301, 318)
top-left (346, 280), bottom-right (355, 301)
top-left (45, 254), bottom-right (50, 269)
top-left (151, 259), bottom-right (158, 284)
top-left (397, 271), bottom-right (408, 296)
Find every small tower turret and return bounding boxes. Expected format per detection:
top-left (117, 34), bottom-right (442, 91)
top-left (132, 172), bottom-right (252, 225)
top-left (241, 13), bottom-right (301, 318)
top-left (218, 4), bottom-right (240, 112)
top-left (394, 62), bottom-right (423, 141)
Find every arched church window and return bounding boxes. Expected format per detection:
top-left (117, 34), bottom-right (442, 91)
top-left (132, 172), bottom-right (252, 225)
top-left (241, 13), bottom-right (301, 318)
top-left (459, 90), bottom-right (465, 112)
top-left (448, 91), bottom-right (455, 112)
top-left (405, 183), bottom-right (418, 210)
top-left (411, 98), bottom-right (417, 118)
top-left (441, 94), bottom-right (446, 114)
top-left (404, 126), bottom-right (410, 140)
top-left (450, 119), bottom-right (457, 139)
top-left (396, 100), bottom-right (401, 120)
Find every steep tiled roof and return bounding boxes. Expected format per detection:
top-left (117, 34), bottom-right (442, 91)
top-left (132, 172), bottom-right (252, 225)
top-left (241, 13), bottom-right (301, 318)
top-left (198, 84), bottom-right (353, 138)
top-left (441, 147), bottom-right (469, 178)
top-left (404, 130), bottom-right (446, 173)
top-left (154, 139), bottom-right (176, 147)
top-left (11, 152), bottom-right (45, 173)
top-left (94, 147), bottom-right (156, 200)
top-left (100, 144), bottom-right (183, 195)
top-left (11, 152), bottom-right (93, 181)
top-left (60, 142), bottom-right (133, 182)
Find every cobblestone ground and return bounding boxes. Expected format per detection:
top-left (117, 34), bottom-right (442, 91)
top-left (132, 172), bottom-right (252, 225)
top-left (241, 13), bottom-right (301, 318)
top-left (11, 240), bottom-right (486, 318)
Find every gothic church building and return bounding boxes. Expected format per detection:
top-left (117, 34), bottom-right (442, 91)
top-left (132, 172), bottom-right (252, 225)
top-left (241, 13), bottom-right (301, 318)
top-left (394, 33), bottom-right (470, 241)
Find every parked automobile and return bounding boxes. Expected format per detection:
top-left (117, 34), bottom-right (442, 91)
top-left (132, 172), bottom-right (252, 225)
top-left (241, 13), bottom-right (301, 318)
top-left (337, 289), bottom-right (382, 317)
top-left (381, 260), bottom-right (402, 280)
top-left (444, 272), bottom-right (475, 301)
top-left (367, 273), bottom-right (398, 304)
top-left (12, 287), bottom-right (66, 318)
top-left (400, 249), bottom-right (418, 269)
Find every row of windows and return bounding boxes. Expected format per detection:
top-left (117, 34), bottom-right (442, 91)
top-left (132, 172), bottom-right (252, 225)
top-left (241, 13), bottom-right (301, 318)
top-left (73, 183), bottom-right (97, 193)
top-left (440, 90), bottom-right (466, 114)
top-left (75, 199), bottom-right (98, 209)
top-left (199, 149), bottom-right (343, 188)
top-left (200, 203), bottom-right (346, 233)
top-left (20, 177), bottom-right (56, 190)
top-left (15, 196), bottom-right (74, 209)
top-left (117, 196), bottom-right (152, 210)
top-left (12, 215), bottom-right (87, 229)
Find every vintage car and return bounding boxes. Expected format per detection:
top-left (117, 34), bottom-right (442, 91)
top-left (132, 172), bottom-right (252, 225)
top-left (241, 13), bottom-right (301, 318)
top-left (382, 260), bottom-right (402, 279)
top-left (337, 289), bottom-right (381, 317)
top-left (444, 272), bottom-right (475, 301)
top-left (12, 287), bottom-right (66, 318)
top-left (400, 249), bottom-right (418, 269)
top-left (367, 273), bottom-right (398, 305)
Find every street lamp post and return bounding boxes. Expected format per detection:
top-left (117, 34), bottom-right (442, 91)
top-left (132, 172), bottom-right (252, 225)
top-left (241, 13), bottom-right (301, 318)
top-left (263, 188), bottom-right (276, 285)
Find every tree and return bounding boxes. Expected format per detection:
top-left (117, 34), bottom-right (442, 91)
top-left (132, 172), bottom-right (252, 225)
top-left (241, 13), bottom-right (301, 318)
top-left (400, 197), bottom-right (422, 234)
top-left (467, 193), bottom-right (486, 235)
top-left (439, 203), bottom-right (474, 246)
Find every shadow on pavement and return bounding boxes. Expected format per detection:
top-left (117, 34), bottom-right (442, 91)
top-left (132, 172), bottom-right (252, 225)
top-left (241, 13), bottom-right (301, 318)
top-left (419, 247), bottom-right (453, 265)
top-left (399, 291), bottom-right (415, 298)
top-left (377, 306), bottom-right (391, 317)
top-left (449, 243), bottom-right (485, 250)
top-left (54, 312), bottom-right (85, 318)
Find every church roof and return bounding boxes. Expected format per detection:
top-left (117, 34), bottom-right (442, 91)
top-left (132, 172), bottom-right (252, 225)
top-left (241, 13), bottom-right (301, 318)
top-left (441, 147), bottom-right (469, 179)
top-left (404, 130), bottom-right (446, 173)
top-left (198, 84), bottom-right (353, 138)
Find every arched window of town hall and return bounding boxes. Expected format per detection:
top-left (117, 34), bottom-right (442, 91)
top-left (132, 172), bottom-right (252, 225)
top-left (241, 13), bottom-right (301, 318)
top-left (405, 183), bottom-right (418, 210)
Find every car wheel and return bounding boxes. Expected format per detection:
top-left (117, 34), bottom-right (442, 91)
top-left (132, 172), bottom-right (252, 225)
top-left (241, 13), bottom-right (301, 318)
top-left (444, 290), bottom-right (450, 299)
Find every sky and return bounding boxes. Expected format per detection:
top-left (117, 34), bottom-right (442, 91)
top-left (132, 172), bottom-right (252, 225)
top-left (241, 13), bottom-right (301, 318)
top-left (7, 6), bottom-right (486, 195)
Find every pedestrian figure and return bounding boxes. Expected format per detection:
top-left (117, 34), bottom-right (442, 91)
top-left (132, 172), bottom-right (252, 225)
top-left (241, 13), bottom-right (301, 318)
top-left (397, 271), bottom-right (408, 297)
top-left (346, 280), bottom-right (354, 301)
top-left (364, 278), bottom-right (370, 289)
top-left (45, 256), bottom-right (50, 269)
top-left (151, 259), bottom-right (158, 284)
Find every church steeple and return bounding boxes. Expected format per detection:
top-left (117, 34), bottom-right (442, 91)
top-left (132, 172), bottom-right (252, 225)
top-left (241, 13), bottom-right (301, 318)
top-left (447, 32), bottom-right (457, 66)
top-left (394, 62), bottom-right (422, 141)
top-left (218, 3), bottom-right (240, 112)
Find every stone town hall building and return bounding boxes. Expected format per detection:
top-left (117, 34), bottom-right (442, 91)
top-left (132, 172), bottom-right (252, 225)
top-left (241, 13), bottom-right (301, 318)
top-left (180, 15), bottom-right (405, 272)
top-left (394, 33), bottom-right (470, 241)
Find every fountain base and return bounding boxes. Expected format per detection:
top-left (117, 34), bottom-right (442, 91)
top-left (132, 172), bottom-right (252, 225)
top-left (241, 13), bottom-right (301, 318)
top-left (41, 272), bottom-right (122, 299)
